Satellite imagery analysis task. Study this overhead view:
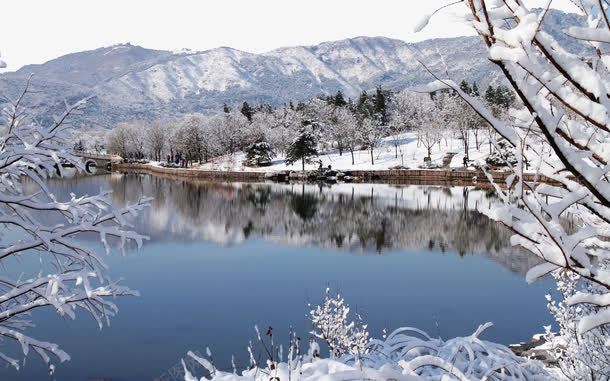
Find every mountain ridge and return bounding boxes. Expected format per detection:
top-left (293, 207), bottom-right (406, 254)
top-left (0, 9), bottom-right (586, 129)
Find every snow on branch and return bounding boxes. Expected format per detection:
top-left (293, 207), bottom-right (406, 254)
top-left (0, 82), bottom-right (149, 374)
top-left (415, 0), bottom-right (610, 336)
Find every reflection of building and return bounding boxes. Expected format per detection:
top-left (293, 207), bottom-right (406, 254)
top-left (83, 174), bottom-right (540, 274)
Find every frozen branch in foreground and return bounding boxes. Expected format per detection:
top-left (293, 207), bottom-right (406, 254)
top-left (416, 0), bottom-right (610, 333)
top-left (0, 80), bottom-right (149, 374)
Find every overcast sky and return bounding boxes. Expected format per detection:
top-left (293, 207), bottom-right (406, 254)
top-left (1, 0), bottom-right (580, 71)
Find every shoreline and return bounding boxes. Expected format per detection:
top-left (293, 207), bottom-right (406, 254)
top-left (114, 163), bottom-right (555, 186)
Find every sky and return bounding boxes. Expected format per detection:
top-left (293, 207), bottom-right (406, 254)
top-left (1, 0), bottom-right (580, 71)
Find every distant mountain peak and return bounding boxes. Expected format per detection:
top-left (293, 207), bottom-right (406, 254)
top-left (0, 8), bottom-right (586, 129)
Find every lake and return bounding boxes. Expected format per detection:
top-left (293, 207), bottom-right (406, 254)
top-left (1, 173), bottom-right (554, 381)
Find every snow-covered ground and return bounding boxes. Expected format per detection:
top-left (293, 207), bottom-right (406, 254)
top-left (183, 322), bottom-right (551, 381)
top-left (194, 132), bottom-right (491, 172)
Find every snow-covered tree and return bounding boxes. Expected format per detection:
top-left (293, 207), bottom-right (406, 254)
top-left (268, 106), bottom-right (301, 155)
top-left (244, 141), bottom-right (275, 167)
top-left (419, 1), bottom-right (610, 375)
top-left (414, 96), bottom-right (444, 165)
top-left (285, 129), bottom-right (318, 171)
top-left (358, 116), bottom-right (385, 165)
top-left (330, 107), bottom-right (360, 164)
top-left (175, 114), bottom-right (217, 164)
top-left (444, 94), bottom-right (486, 162)
top-left (0, 80), bottom-right (149, 374)
top-left (242, 111), bottom-right (272, 148)
top-left (146, 121), bottom-right (167, 161)
top-left (388, 90), bottom-right (418, 160)
top-left (213, 111), bottom-right (248, 155)
top-left (106, 123), bottom-right (130, 158)
top-left (124, 121), bottom-right (146, 159)
top-left (106, 121), bottom-right (146, 160)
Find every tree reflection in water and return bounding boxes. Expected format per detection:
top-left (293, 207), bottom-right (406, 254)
top-left (57, 173), bottom-right (542, 274)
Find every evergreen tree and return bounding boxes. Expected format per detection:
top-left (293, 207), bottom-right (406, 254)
top-left (496, 86), bottom-right (515, 109)
top-left (258, 103), bottom-right (272, 113)
top-left (373, 86), bottom-right (388, 124)
top-left (484, 86), bottom-right (496, 105)
top-left (285, 130), bottom-right (318, 171)
top-left (240, 101), bottom-right (254, 122)
top-left (471, 82), bottom-right (480, 97)
top-left (334, 90), bottom-right (347, 107)
top-left (73, 139), bottom-right (85, 152)
top-left (459, 80), bottom-right (472, 95)
top-left (245, 141), bottom-right (275, 166)
top-left (484, 85), bottom-right (515, 110)
top-left (223, 103), bottom-right (231, 113)
top-left (357, 91), bottom-right (372, 120)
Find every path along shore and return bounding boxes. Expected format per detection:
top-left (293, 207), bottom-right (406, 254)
top-left (114, 163), bottom-right (557, 186)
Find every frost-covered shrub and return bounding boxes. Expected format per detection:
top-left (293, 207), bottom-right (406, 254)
top-left (244, 141), bottom-right (275, 167)
top-left (183, 292), bottom-right (550, 381)
top-left (485, 140), bottom-right (516, 168)
top-left (545, 270), bottom-right (610, 380)
top-left (183, 324), bottom-right (550, 380)
top-left (308, 288), bottom-right (369, 357)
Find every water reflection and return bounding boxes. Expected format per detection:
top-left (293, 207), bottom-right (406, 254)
top-left (92, 173), bottom-right (539, 273)
top-left (0, 173), bottom-right (551, 381)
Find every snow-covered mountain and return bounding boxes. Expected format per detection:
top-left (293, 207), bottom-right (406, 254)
top-left (0, 9), bottom-right (586, 128)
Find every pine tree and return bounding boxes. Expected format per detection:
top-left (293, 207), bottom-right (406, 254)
top-left (223, 103), bottom-right (231, 113)
top-left (334, 90), bottom-right (347, 107)
top-left (459, 80), bottom-right (472, 95)
top-left (73, 139), bottom-right (85, 152)
top-left (484, 86), bottom-right (496, 105)
top-left (471, 82), bottom-right (480, 97)
top-left (240, 101), bottom-right (254, 122)
top-left (285, 130), bottom-right (318, 171)
top-left (373, 86), bottom-right (387, 124)
top-left (357, 91), bottom-right (371, 120)
top-left (245, 141), bottom-right (275, 166)
top-left (496, 86), bottom-right (515, 109)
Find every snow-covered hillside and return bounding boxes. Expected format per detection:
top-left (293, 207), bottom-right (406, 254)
top-left (0, 9), bottom-right (587, 129)
top-left (196, 132), bottom-right (489, 172)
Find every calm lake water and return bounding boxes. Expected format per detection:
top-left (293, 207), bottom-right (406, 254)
top-left (1, 173), bottom-right (555, 381)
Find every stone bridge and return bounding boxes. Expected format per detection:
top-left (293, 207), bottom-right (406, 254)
top-left (76, 153), bottom-right (122, 174)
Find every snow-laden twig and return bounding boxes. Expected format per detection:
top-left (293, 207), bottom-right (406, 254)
top-left (0, 82), bottom-right (149, 373)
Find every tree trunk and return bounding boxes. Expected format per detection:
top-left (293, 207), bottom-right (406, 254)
top-left (302, 157), bottom-right (305, 171)
top-left (370, 148), bottom-right (374, 165)
top-left (351, 149), bottom-right (355, 165)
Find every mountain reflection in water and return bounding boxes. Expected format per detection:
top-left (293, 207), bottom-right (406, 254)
top-left (0, 173), bottom-right (553, 381)
top-left (85, 173), bottom-right (540, 274)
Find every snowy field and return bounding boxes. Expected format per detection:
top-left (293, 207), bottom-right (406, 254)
top-left (192, 132), bottom-right (492, 172)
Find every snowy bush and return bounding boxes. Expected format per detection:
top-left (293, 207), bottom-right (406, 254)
top-left (244, 141), bottom-right (275, 167)
top-left (484, 140), bottom-right (517, 168)
top-left (308, 288), bottom-right (369, 357)
top-left (183, 292), bottom-right (549, 381)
